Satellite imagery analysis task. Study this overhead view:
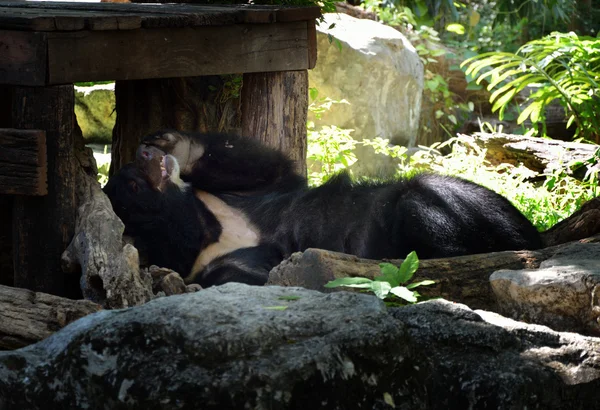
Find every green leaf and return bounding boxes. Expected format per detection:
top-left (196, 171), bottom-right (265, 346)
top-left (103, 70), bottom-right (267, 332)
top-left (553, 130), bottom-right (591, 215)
top-left (324, 277), bottom-right (373, 288)
top-left (406, 280), bottom-right (436, 289)
top-left (309, 88), bottom-right (319, 101)
top-left (374, 262), bottom-right (401, 287)
top-left (397, 251), bottom-right (419, 283)
top-left (278, 295), bottom-right (301, 301)
top-left (446, 23), bottom-right (465, 35)
top-left (263, 306), bottom-right (288, 311)
top-left (390, 286), bottom-right (417, 303)
top-left (371, 281), bottom-right (392, 299)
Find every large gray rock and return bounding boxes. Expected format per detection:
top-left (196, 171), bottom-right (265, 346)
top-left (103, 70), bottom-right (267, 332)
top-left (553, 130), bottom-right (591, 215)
top-left (309, 13), bottom-right (423, 175)
top-left (1, 284), bottom-right (599, 409)
top-left (491, 242), bottom-right (600, 335)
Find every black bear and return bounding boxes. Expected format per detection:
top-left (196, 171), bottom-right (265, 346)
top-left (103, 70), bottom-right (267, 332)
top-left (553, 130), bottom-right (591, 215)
top-left (104, 131), bottom-right (543, 288)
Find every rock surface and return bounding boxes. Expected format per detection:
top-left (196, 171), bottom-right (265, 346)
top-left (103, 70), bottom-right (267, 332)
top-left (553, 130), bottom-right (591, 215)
top-left (309, 13), bottom-right (423, 174)
top-left (491, 242), bottom-right (600, 335)
top-left (1, 284), bottom-right (599, 409)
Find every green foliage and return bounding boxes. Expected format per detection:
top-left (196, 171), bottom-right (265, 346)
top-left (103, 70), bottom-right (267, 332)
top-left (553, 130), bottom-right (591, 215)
top-left (307, 89), bottom-right (357, 186)
top-left (324, 251), bottom-right (435, 305)
top-left (463, 32), bottom-right (600, 142)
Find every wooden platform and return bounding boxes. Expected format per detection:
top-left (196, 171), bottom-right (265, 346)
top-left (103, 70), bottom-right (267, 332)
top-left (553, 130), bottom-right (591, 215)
top-left (0, 2), bottom-right (319, 297)
top-left (0, 2), bottom-right (320, 85)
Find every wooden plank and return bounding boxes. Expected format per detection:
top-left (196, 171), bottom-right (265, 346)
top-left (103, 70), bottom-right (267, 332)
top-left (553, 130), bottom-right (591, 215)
top-left (307, 20), bottom-right (317, 69)
top-left (12, 85), bottom-right (77, 297)
top-left (0, 129), bottom-right (47, 196)
top-left (241, 70), bottom-right (308, 175)
top-left (0, 3), bottom-right (320, 29)
top-left (47, 22), bottom-right (310, 84)
top-left (0, 30), bottom-right (47, 86)
top-left (0, 8), bottom-right (141, 31)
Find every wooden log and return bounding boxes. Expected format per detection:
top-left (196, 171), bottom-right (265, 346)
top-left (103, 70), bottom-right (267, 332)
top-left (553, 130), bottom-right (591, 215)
top-left (0, 128), bottom-right (47, 196)
top-left (0, 284), bottom-right (101, 350)
top-left (268, 236), bottom-right (600, 311)
top-left (11, 85), bottom-right (78, 298)
top-left (110, 75), bottom-right (242, 175)
top-left (541, 197), bottom-right (600, 247)
top-left (241, 70), bottom-right (308, 175)
top-left (460, 132), bottom-right (599, 178)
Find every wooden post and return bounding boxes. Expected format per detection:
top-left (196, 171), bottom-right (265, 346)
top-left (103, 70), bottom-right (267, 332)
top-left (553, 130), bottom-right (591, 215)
top-left (0, 86), bottom-right (13, 287)
top-left (11, 86), bottom-right (78, 298)
top-left (241, 70), bottom-right (308, 176)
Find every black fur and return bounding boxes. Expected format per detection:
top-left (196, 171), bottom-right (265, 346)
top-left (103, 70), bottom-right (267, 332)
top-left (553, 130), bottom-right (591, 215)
top-left (104, 133), bottom-right (543, 288)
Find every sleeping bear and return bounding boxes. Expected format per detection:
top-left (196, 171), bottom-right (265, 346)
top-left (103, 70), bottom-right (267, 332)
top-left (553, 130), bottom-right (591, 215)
top-left (103, 130), bottom-right (543, 287)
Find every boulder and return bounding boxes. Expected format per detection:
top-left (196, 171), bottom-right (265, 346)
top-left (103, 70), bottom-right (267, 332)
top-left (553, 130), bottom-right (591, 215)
top-left (491, 242), bottom-right (600, 335)
top-left (74, 83), bottom-right (116, 144)
top-left (309, 13), bottom-right (423, 174)
top-left (1, 284), bottom-right (599, 409)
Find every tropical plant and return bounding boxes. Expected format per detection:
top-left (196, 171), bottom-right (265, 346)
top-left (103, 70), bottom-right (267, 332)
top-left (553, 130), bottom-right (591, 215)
top-left (324, 251), bottom-right (434, 305)
top-left (462, 32), bottom-right (600, 143)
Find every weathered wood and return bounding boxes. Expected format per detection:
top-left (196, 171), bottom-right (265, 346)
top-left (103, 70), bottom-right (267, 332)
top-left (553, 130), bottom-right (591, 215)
top-left (0, 89), bottom-right (11, 288)
top-left (541, 197), bottom-right (600, 247)
top-left (46, 22), bottom-right (310, 84)
top-left (0, 284), bottom-right (101, 350)
top-left (461, 132), bottom-right (599, 178)
top-left (0, 2), bottom-right (320, 31)
top-left (269, 236), bottom-right (600, 311)
top-left (0, 129), bottom-right (47, 196)
top-left (307, 20), bottom-right (317, 70)
top-left (11, 86), bottom-right (78, 298)
top-left (241, 70), bottom-right (308, 175)
top-left (109, 75), bottom-right (242, 175)
top-left (0, 30), bottom-right (47, 86)
top-left (61, 169), bottom-right (154, 309)
top-left (0, 8), bottom-right (142, 32)
top-left (0, 196), bottom-right (12, 288)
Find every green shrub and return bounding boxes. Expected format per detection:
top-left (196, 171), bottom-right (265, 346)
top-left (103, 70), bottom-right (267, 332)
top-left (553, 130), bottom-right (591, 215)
top-left (463, 32), bottom-right (600, 143)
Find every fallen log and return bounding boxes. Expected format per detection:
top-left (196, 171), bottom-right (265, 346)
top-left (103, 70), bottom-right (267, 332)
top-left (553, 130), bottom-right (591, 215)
top-left (0, 284), bottom-right (101, 350)
top-left (460, 132), bottom-right (599, 178)
top-left (268, 235), bottom-right (600, 311)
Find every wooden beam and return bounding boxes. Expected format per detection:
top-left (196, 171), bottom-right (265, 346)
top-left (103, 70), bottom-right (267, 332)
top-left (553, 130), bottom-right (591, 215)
top-left (0, 284), bottom-right (101, 350)
top-left (241, 70), bottom-right (308, 176)
top-left (0, 30), bottom-right (47, 86)
top-left (11, 85), bottom-right (77, 297)
top-left (0, 129), bottom-right (47, 196)
top-left (47, 22), bottom-right (310, 84)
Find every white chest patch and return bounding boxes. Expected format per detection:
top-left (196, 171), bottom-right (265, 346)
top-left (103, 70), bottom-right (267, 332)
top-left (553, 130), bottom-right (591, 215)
top-left (185, 191), bottom-right (260, 282)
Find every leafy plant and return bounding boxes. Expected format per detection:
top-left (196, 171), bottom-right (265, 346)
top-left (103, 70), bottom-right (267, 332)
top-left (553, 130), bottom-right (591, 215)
top-left (307, 88), bottom-right (357, 185)
top-left (462, 32), bottom-right (600, 143)
top-left (324, 251), bottom-right (435, 305)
